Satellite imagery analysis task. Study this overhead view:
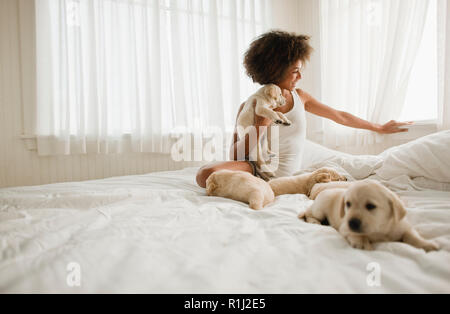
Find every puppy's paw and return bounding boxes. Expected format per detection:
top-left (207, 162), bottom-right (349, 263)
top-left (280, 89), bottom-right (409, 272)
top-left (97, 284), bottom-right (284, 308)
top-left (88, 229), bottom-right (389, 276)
top-left (305, 171), bottom-right (332, 197)
top-left (274, 120), bottom-right (284, 125)
top-left (281, 116), bottom-right (292, 126)
top-left (346, 236), bottom-right (373, 250)
top-left (361, 238), bottom-right (374, 251)
top-left (306, 217), bottom-right (321, 225)
top-left (421, 240), bottom-right (440, 252)
top-left (314, 173), bottom-right (332, 184)
top-left (314, 167), bottom-right (345, 182)
top-left (249, 203), bottom-right (263, 210)
top-left (298, 211), bottom-right (321, 224)
top-left (298, 211), bottom-right (306, 221)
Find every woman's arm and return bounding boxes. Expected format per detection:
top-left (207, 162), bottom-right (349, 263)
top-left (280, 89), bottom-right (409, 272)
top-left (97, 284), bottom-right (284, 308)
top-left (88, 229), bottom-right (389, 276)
top-left (298, 89), bottom-right (412, 134)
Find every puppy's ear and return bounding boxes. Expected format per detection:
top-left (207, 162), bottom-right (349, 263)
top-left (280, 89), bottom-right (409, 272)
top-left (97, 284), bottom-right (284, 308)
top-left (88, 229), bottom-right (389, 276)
top-left (372, 181), bottom-right (406, 223)
top-left (265, 85), bottom-right (278, 99)
top-left (387, 189), bottom-right (406, 222)
top-left (339, 194), bottom-right (346, 218)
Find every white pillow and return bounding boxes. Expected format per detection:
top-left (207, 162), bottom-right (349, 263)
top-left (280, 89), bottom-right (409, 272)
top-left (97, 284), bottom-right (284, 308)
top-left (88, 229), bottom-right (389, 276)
top-left (301, 140), bottom-right (383, 179)
top-left (300, 140), bottom-right (348, 168)
top-left (375, 130), bottom-right (450, 183)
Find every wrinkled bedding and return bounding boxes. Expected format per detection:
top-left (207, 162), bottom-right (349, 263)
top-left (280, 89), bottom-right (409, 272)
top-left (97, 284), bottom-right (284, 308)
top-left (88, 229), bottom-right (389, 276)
top-left (1, 136), bottom-right (450, 293)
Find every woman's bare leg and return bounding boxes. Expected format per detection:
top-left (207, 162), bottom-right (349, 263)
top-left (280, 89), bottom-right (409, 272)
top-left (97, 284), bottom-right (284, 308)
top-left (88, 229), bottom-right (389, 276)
top-left (196, 161), bottom-right (253, 188)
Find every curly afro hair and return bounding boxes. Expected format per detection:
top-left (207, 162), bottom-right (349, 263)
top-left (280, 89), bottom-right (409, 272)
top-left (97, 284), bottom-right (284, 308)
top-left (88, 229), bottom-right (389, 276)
top-left (243, 30), bottom-right (313, 85)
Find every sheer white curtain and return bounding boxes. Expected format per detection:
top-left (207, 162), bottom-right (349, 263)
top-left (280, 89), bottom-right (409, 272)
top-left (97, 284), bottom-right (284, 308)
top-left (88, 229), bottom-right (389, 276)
top-left (438, 0), bottom-right (450, 130)
top-left (35, 0), bottom-right (271, 156)
top-left (319, 0), bottom-right (430, 148)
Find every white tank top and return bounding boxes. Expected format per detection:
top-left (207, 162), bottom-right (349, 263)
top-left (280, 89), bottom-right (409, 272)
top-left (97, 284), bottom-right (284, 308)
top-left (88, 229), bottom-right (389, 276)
top-left (267, 90), bottom-right (306, 178)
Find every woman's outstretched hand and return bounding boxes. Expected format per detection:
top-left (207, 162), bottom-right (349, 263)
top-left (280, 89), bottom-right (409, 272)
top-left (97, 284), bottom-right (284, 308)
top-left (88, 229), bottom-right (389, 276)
top-left (375, 120), bottom-right (414, 134)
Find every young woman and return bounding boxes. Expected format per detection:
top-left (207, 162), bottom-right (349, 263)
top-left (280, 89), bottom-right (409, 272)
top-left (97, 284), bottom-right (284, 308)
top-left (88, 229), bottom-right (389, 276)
top-left (196, 30), bottom-right (410, 188)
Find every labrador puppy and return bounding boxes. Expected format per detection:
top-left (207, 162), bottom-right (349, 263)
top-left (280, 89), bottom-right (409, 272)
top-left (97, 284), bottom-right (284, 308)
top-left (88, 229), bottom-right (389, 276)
top-left (237, 84), bottom-right (291, 177)
top-left (269, 167), bottom-right (347, 197)
top-left (298, 180), bottom-right (439, 252)
top-left (206, 169), bottom-right (275, 210)
top-left (206, 168), bottom-right (342, 210)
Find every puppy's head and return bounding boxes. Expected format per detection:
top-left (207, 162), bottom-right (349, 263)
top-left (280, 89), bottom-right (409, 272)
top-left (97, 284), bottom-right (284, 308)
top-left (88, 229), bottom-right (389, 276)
top-left (340, 180), bottom-right (406, 236)
top-left (264, 84), bottom-right (286, 107)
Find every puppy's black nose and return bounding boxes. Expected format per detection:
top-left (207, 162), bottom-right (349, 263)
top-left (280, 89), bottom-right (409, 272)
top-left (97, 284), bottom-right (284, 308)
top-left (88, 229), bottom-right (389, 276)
top-left (349, 218), bottom-right (362, 232)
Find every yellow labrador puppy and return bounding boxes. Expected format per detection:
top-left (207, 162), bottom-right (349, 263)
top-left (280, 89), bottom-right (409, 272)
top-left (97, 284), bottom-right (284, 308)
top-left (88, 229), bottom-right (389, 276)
top-left (206, 168), bottom-right (343, 210)
top-left (269, 167), bottom-right (347, 197)
top-left (237, 84), bottom-right (291, 177)
top-left (298, 180), bottom-right (439, 252)
top-left (206, 169), bottom-right (274, 210)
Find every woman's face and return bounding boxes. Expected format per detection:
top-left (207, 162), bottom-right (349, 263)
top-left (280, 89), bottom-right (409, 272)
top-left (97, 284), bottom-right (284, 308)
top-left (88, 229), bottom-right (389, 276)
top-left (277, 60), bottom-right (303, 91)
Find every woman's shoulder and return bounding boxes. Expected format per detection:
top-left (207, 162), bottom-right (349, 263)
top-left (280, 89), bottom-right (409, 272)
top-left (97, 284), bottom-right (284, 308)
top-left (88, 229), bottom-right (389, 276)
top-left (295, 88), bottom-right (314, 104)
top-left (295, 88), bottom-right (309, 98)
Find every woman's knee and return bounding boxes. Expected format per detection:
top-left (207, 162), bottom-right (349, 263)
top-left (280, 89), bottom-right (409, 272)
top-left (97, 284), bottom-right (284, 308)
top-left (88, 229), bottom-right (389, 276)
top-left (196, 161), bottom-right (253, 188)
top-left (196, 165), bottom-right (215, 188)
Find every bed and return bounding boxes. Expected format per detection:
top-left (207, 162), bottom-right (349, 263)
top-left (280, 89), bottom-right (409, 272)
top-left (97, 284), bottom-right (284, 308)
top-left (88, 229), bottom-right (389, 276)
top-left (1, 132), bottom-right (450, 293)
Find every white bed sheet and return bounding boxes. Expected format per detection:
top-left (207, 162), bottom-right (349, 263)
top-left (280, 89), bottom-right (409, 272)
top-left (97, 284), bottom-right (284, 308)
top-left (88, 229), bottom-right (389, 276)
top-left (1, 167), bottom-right (449, 293)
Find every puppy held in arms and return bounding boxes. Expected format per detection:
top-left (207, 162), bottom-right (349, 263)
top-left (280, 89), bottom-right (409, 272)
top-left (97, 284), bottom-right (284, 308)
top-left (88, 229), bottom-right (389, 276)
top-left (206, 168), bottom-right (344, 210)
top-left (298, 180), bottom-right (439, 252)
top-left (236, 84), bottom-right (291, 178)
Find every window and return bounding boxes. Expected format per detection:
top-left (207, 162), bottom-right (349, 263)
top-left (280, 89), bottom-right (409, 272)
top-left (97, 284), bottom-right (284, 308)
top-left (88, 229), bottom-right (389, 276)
top-left (34, 0), bottom-right (271, 155)
top-left (400, 0), bottom-right (438, 122)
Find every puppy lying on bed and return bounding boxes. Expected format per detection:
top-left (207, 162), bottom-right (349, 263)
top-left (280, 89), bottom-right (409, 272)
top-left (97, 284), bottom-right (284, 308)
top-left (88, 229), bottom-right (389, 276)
top-left (269, 168), bottom-right (346, 197)
top-left (206, 170), bottom-right (274, 210)
top-left (298, 180), bottom-right (439, 252)
top-left (206, 168), bottom-right (343, 210)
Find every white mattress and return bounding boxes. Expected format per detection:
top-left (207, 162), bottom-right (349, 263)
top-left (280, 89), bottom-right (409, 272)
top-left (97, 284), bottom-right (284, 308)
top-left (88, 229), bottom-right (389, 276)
top-left (1, 167), bottom-right (449, 293)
